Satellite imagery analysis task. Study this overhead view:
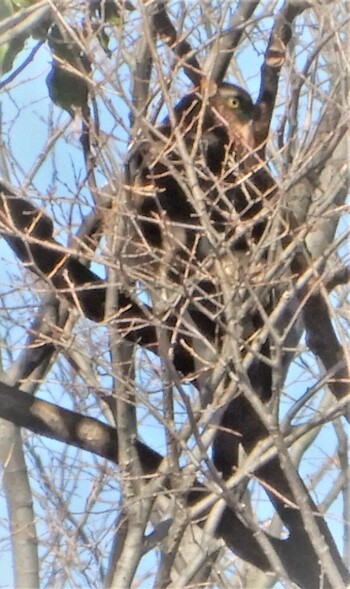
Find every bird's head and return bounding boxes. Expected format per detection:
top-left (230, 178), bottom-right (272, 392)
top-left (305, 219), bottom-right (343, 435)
top-left (209, 82), bottom-right (256, 148)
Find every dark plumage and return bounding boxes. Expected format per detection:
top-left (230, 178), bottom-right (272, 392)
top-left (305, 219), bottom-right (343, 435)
top-left (125, 82), bottom-right (275, 282)
top-left (123, 83), bottom-right (281, 384)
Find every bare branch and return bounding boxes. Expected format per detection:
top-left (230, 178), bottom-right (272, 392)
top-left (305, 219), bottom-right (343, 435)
top-left (207, 1), bottom-right (260, 82)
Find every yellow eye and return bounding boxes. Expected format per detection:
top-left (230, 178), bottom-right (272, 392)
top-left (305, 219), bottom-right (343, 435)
top-left (227, 96), bottom-right (240, 109)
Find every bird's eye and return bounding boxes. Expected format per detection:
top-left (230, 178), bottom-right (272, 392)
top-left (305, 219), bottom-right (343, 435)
top-left (227, 96), bottom-right (240, 109)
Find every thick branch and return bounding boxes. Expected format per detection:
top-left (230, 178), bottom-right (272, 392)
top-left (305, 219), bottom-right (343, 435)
top-left (208, 1), bottom-right (260, 83)
top-left (1, 381), bottom-right (348, 589)
top-left (0, 380), bottom-right (161, 473)
top-left (151, 2), bottom-right (202, 86)
top-left (303, 292), bottom-right (350, 404)
top-left (326, 266), bottom-right (350, 291)
top-left (255, 1), bottom-right (311, 150)
top-left (0, 179), bottom-right (158, 343)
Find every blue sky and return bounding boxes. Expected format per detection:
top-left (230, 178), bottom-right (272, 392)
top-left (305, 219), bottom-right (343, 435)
top-left (0, 8), bottom-right (349, 587)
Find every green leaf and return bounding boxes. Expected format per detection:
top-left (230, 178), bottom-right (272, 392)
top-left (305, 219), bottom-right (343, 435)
top-left (1, 33), bottom-right (26, 73)
top-left (0, 0), bottom-right (14, 20)
top-left (96, 28), bottom-right (111, 55)
top-left (46, 61), bottom-right (89, 116)
top-left (89, 0), bottom-right (134, 25)
top-left (0, 2), bottom-right (51, 74)
top-left (11, 0), bottom-right (38, 8)
top-left (46, 26), bottom-right (90, 116)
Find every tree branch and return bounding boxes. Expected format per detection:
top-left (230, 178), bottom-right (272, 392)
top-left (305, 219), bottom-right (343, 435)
top-left (207, 1), bottom-right (260, 83)
top-left (0, 380), bottom-right (161, 472)
top-left (151, 2), bottom-right (202, 86)
top-left (1, 380), bottom-right (348, 589)
top-left (254, 1), bottom-right (312, 151)
top-left (0, 179), bottom-right (158, 343)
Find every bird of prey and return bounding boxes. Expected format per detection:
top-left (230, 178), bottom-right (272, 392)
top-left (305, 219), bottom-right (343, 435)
top-left (124, 81), bottom-right (280, 374)
top-left (125, 82), bottom-right (276, 272)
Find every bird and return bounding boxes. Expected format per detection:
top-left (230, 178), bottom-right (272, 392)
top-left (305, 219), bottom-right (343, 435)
top-left (125, 82), bottom-right (275, 274)
top-left (123, 81), bottom-right (279, 377)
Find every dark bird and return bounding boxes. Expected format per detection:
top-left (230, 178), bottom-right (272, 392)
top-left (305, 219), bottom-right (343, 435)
top-left (125, 82), bottom-right (275, 274)
top-left (124, 81), bottom-right (279, 376)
